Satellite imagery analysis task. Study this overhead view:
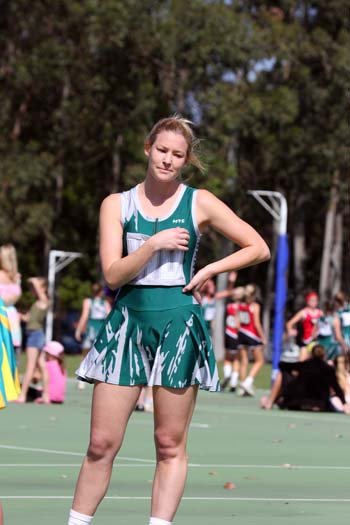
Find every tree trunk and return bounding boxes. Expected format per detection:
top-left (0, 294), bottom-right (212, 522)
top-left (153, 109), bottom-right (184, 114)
top-left (330, 211), bottom-right (343, 294)
top-left (293, 198), bottom-right (307, 308)
top-left (212, 238), bottom-right (233, 362)
top-left (111, 134), bottom-right (123, 193)
top-left (319, 170), bottom-right (339, 303)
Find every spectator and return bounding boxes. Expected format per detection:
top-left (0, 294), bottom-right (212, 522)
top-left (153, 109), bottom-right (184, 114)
top-left (0, 244), bottom-right (22, 351)
top-left (0, 297), bottom-right (21, 407)
top-left (17, 277), bottom-right (49, 403)
top-left (35, 341), bottom-right (67, 404)
top-left (260, 344), bottom-right (350, 413)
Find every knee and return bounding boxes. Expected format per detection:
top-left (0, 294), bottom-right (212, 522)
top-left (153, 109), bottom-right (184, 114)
top-left (154, 429), bottom-right (186, 462)
top-left (87, 434), bottom-right (117, 463)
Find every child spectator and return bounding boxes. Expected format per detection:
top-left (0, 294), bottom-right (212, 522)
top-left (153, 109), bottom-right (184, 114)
top-left (17, 277), bottom-right (49, 403)
top-left (43, 341), bottom-right (67, 404)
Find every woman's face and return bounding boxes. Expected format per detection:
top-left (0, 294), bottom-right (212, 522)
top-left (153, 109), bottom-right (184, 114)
top-left (307, 295), bottom-right (318, 308)
top-left (145, 130), bottom-right (188, 182)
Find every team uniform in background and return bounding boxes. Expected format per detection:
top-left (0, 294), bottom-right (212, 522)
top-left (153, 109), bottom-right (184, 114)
top-left (301, 308), bottom-right (322, 345)
top-left (77, 184), bottom-right (220, 391)
top-left (225, 301), bottom-right (239, 354)
top-left (238, 302), bottom-right (262, 348)
top-left (0, 298), bottom-right (20, 408)
top-left (201, 296), bottom-right (216, 331)
top-left (82, 297), bottom-right (110, 351)
top-left (338, 304), bottom-right (350, 348)
top-left (317, 314), bottom-right (341, 360)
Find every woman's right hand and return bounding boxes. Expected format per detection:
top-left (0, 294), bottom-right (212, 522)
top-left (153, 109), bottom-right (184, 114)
top-left (148, 227), bottom-right (190, 252)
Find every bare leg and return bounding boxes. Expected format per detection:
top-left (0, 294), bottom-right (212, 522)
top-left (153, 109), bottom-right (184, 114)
top-left (17, 347), bottom-right (39, 402)
top-left (151, 385), bottom-right (198, 521)
top-left (71, 383), bottom-right (142, 516)
top-left (239, 348), bottom-right (248, 381)
top-left (233, 358), bottom-right (240, 375)
top-left (260, 371), bottom-right (283, 409)
top-left (249, 346), bottom-right (265, 379)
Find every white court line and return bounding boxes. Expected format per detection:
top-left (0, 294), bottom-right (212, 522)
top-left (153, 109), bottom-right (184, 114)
top-left (1, 496), bottom-right (350, 502)
top-left (0, 445), bottom-right (154, 463)
top-left (198, 406), bottom-right (350, 424)
top-left (1, 462), bottom-right (350, 470)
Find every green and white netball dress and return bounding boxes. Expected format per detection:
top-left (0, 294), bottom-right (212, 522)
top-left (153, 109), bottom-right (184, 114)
top-left (77, 184), bottom-right (220, 391)
top-left (317, 314), bottom-right (340, 360)
top-left (339, 304), bottom-right (350, 347)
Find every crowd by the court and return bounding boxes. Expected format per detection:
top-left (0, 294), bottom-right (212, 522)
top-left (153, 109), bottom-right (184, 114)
top-left (1, 244), bottom-right (350, 414)
top-left (202, 271), bottom-right (350, 414)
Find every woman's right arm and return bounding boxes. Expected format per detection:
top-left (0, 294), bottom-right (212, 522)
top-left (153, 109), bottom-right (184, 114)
top-left (100, 194), bottom-right (190, 290)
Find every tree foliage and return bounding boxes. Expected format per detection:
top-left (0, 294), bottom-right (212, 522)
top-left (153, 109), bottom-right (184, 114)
top-left (0, 0), bottom-right (349, 307)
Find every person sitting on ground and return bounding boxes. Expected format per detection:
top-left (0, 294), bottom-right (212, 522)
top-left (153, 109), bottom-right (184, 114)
top-left (260, 344), bottom-right (350, 413)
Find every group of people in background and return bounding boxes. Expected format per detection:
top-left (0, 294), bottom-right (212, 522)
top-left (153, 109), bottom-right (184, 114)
top-left (261, 290), bottom-right (350, 413)
top-left (201, 270), bottom-right (266, 397)
top-left (0, 244), bottom-right (66, 407)
top-left (2, 242), bottom-right (350, 416)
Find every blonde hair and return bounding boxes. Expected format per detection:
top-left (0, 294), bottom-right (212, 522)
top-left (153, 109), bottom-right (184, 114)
top-left (0, 244), bottom-right (18, 281)
top-left (232, 286), bottom-right (245, 301)
top-left (145, 115), bottom-right (205, 173)
top-left (245, 284), bottom-right (256, 299)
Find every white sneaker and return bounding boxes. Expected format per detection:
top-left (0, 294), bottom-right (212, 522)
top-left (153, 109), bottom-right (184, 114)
top-left (241, 380), bottom-right (255, 397)
top-left (236, 385), bottom-right (245, 397)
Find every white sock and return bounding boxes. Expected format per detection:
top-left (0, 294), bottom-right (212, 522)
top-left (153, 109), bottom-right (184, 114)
top-left (243, 376), bottom-right (253, 387)
top-left (68, 509), bottom-right (93, 525)
top-left (149, 518), bottom-right (172, 525)
top-left (230, 371), bottom-right (239, 387)
top-left (223, 363), bottom-right (232, 378)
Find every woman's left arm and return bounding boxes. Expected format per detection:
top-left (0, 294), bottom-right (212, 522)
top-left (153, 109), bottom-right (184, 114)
top-left (183, 190), bottom-right (270, 297)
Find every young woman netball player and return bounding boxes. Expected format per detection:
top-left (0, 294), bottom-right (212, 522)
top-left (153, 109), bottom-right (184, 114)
top-left (68, 116), bottom-right (270, 525)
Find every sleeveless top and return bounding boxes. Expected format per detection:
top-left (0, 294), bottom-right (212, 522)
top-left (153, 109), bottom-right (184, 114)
top-left (88, 297), bottom-right (109, 320)
top-left (117, 184), bottom-right (201, 311)
top-left (201, 296), bottom-right (216, 322)
top-left (318, 314), bottom-right (334, 338)
top-left (27, 302), bottom-right (48, 331)
top-left (238, 302), bottom-right (261, 341)
top-left (301, 308), bottom-right (322, 344)
top-left (0, 282), bottom-right (21, 306)
top-left (225, 301), bottom-right (239, 338)
top-left (338, 305), bottom-right (350, 339)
